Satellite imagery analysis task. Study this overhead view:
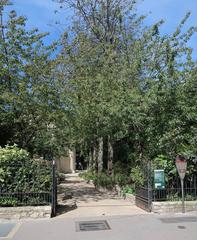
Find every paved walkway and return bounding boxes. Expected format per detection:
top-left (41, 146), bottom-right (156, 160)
top-left (56, 173), bottom-right (146, 218)
top-left (4, 212), bottom-right (197, 240)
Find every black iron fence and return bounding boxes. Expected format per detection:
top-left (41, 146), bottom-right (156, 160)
top-left (135, 161), bottom-right (197, 212)
top-left (153, 174), bottom-right (197, 202)
top-left (0, 160), bottom-right (57, 210)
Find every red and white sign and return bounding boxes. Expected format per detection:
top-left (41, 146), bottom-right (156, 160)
top-left (176, 156), bottom-right (187, 180)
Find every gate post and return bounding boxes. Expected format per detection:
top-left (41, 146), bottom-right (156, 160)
top-left (51, 160), bottom-right (57, 217)
top-left (147, 161), bottom-right (152, 212)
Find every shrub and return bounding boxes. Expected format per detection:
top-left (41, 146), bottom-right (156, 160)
top-left (130, 166), bottom-right (144, 186)
top-left (0, 144), bottom-right (29, 165)
top-left (122, 186), bottom-right (134, 196)
top-left (153, 154), bottom-right (176, 175)
top-left (0, 145), bottom-right (52, 207)
top-left (113, 161), bottom-right (130, 175)
top-left (93, 172), bottom-right (114, 190)
top-left (0, 197), bottom-right (18, 207)
top-left (114, 173), bottom-right (129, 187)
top-left (79, 170), bottom-right (95, 182)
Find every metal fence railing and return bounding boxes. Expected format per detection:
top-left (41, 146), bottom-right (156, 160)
top-left (135, 164), bottom-right (197, 212)
top-left (152, 175), bottom-right (197, 202)
top-left (0, 161), bottom-right (54, 207)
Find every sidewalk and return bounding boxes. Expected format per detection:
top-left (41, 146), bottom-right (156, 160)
top-left (3, 212), bottom-right (197, 240)
top-left (56, 173), bottom-right (145, 218)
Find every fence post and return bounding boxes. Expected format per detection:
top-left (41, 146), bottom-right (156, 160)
top-left (181, 179), bottom-right (185, 213)
top-left (194, 175), bottom-right (197, 200)
top-left (51, 160), bottom-right (57, 217)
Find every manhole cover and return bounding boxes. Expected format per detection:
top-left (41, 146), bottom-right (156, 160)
top-left (160, 217), bottom-right (197, 224)
top-left (76, 220), bottom-right (110, 232)
top-left (0, 223), bottom-right (15, 238)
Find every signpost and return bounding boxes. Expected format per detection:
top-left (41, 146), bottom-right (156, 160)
top-left (154, 170), bottom-right (165, 190)
top-left (175, 156), bottom-right (187, 213)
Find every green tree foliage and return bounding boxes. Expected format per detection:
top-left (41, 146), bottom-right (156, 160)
top-left (56, 0), bottom-right (197, 177)
top-left (1, 0), bottom-right (196, 184)
top-left (0, 1), bottom-right (66, 156)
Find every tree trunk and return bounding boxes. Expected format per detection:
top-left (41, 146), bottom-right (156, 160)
top-left (97, 137), bottom-right (103, 172)
top-left (107, 136), bottom-right (113, 176)
top-left (93, 142), bottom-right (98, 173)
top-left (89, 147), bottom-right (94, 169)
top-left (69, 148), bottom-right (76, 173)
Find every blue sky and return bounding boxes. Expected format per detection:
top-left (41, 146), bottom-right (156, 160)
top-left (7, 0), bottom-right (197, 58)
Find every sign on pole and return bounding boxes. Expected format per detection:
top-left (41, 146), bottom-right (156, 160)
top-left (175, 156), bottom-right (187, 213)
top-left (154, 170), bottom-right (165, 189)
top-left (175, 156), bottom-right (187, 180)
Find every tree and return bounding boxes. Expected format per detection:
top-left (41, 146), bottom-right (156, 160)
top-left (55, 0), bottom-right (196, 176)
top-left (55, 0), bottom-right (147, 173)
top-left (0, 1), bottom-right (65, 156)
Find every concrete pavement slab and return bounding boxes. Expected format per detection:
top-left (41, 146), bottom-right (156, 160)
top-left (8, 212), bottom-right (197, 240)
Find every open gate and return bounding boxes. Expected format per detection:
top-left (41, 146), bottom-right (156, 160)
top-left (135, 161), bottom-right (152, 212)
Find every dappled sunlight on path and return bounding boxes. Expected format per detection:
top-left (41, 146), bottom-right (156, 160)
top-left (56, 173), bottom-right (147, 218)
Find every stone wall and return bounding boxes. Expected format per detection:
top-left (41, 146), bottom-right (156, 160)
top-left (0, 206), bottom-right (51, 220)
top-left (56, 148), bottom-right (76, 173)
top-left (152, 201), bottom-right (197, 213)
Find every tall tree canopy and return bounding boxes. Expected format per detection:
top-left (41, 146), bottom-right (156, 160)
top-left (55, 0), bottom-right (197, 173)
top-left (0, 1), bottom-right (65, 156)
top-left (0, 0), bottom-right (196, 175)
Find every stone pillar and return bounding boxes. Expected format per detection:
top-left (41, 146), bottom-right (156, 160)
top-left (69, 148), bottom-right (76, 173)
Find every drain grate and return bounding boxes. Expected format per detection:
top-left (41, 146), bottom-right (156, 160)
top-left (0, 223), bottom-right (15, 238)
top-left (76, 220), bottom-right (110, 232)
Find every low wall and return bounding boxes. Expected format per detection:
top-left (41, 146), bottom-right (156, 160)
top-left (152, 201), bottom-right (197, 213)
top-left (0, 206), bottom-right (51, 220)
